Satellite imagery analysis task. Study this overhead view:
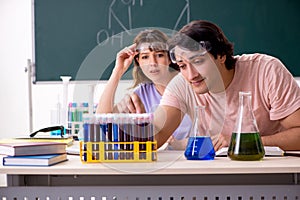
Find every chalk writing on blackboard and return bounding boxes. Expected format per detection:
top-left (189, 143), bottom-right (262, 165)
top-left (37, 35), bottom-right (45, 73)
top-left (96, 0), bottom-right (190, 47)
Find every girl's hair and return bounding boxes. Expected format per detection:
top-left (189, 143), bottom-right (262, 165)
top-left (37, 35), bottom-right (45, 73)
top-left (131, 29), bottom-right (179, 88)
top-left (169, 20), bottom-right (237, 70)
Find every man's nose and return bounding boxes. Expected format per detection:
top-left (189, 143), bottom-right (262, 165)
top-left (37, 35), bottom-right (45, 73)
top-left (186, 64), bottom-right (199, 80)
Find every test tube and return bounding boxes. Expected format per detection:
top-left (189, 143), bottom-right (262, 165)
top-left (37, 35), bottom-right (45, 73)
top-left (94, 114), bottom-right (101, 160)
top-left (112, 114), bottom-right (119, 160)
top-left (107, 114), bottom-right (113, 160)
top-left (132, 114), bottom-right (139, 141)
top-left (140, 114), bottom-right (147, 160)
top-left (130, 114), bottom-right (137, 159)
top-left (67, 102), bottom-right (73, 134)
top-left (99, 114), bottom-right (108, 160)
top-left (124, 114), bottom-right (132, 159)
top-left (88, 115), bottom-right (95, 160)
top-left (118, 114), bottom-right (125, 160)
top-left (148, 113), bottom-right (156, 161)
top-left (82, 114), bottom-right (91, 161)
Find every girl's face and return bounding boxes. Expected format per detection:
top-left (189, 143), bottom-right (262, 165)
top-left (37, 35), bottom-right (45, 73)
top-left (136, 46), bottom-right (171, 84)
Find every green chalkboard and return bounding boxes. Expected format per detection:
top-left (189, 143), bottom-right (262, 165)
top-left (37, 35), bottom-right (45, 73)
top-left (33, 0), bottom-right (300, 82)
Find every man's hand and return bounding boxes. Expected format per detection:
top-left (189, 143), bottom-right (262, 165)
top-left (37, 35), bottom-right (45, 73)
top-left (115, 93), bottom-right (146, 113)
top-left (213, 133), bottom-right (230, 151)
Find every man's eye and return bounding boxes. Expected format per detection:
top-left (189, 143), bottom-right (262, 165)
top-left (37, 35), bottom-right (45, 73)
top-left (192, 58), bottom-right (204, 65)
top-left (178, 64), bottom-right (187, 69)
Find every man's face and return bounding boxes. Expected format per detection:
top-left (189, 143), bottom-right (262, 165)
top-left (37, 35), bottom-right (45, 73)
top-left (172, 46), bottom-right (223, 94)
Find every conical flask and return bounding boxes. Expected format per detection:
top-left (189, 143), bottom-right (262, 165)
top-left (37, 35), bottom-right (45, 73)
top-left (184, 105), bottom-right (215, 160)
top-left (228, 91), bottom-right (265, 161)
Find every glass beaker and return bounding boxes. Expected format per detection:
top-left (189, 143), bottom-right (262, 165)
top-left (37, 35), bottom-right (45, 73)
top-left (184, 105), bottom-right (215, 160)
top-left (228, 91), bottom-right (265, 161)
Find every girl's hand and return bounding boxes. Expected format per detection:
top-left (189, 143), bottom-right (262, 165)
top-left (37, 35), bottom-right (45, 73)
top-left (114, 44), bottom-right (137, 75)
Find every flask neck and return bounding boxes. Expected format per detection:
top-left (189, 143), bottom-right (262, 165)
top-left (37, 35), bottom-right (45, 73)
top-left (234, 92), bottom-right (259, 134)
top-left (190, 106), bottom-right (209, 137)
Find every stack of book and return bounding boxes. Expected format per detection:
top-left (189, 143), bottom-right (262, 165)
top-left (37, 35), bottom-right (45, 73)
top-left (0, 141), bottom-right (68, 166)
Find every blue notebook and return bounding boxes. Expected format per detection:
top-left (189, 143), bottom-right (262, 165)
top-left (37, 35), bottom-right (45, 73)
top-left (2, 154), bottom-right (68, 166)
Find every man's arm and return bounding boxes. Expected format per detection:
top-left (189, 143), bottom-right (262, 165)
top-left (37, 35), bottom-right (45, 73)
top-left (213, 108), bottom-right (300, 151)
top-left (153, 105), bottom-right (184, 148)
top-left (261, 108), bottom-right (300, 151)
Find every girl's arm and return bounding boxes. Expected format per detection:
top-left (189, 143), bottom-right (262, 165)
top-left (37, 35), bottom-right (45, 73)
top-left (96, 44), bottom-right (136, 113)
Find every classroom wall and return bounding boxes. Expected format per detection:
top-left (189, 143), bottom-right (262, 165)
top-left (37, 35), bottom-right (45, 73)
top-left (0, 0), bottom-right (30, 138)
top-left (0, 0), bottom-right (300, 139)
top-left (0, 0), bottom-right (131, 138)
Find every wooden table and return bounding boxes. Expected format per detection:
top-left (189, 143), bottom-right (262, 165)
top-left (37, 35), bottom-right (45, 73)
top-left (1, 151), bottom-right (300, 199)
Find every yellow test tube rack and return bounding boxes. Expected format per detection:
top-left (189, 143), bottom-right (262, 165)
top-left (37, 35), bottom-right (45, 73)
top-left (80, 141), bottom-right (157, 163)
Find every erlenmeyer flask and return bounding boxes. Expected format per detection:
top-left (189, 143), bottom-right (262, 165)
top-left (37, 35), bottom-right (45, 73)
top-left (228, 91), bottom-right (265, 161)
top-left (184, 105), bottom-right (215, 160)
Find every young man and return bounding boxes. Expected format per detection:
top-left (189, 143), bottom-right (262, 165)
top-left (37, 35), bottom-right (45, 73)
top-left (128, 20), bottom-right (300, 151)
top-left (155, 20), bottom-right (300, 151)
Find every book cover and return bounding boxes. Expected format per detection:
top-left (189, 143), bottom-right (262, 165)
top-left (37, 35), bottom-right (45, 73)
top-left (0, 141), bottom-right (66, 156)
top-left (216, 146), bottom-right (284, 157)
top-left (2, 137), bottom-right (74, 146)
top-left (2, 154), bottom-right (68, 166)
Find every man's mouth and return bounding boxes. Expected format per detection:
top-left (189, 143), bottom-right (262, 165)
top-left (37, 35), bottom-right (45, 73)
top-left (191, 78), bottom-right (205, 86)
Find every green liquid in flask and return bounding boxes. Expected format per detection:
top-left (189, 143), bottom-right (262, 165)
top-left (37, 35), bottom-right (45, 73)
top-left (228, 132), bottom-right (265, 161)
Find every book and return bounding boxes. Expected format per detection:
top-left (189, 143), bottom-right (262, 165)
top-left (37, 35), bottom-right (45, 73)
top-left (2, 154), bottom-right (68, 166)
top-left (284, 151), bottom-right (300, 157)
top-left (216, 146), bottom-right (284, 157)
top-left (0, 141), bottom-right (66, 156)
top-left (0, 137), bottom-right (74, 146)
top-left (66, 141), bottom-right (80, 155)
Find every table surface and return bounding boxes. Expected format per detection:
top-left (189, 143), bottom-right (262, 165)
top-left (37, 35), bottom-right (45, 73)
top-left (1, 151), bottom-right (300, 175)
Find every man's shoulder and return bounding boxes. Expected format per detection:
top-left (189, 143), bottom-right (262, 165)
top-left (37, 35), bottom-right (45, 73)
top-left (167, 74), bottom-right (186, 89)
top-left (170, 73), bottom-right (186, 83)
top-left (235, 53), bottom-right (278, 63)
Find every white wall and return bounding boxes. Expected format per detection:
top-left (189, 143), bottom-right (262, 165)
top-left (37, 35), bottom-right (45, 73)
top-left (0, 0), bottom-right (31, 138)
top-left (0, 0), bottom-right (132, 139)
top-left (1, 0), bottom-right (300, 139)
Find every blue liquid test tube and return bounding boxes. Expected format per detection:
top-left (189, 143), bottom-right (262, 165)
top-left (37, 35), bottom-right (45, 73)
top-left (112, 114), bottom-right (119, 160)
top-left (82, 114), bottom-right (91, 161)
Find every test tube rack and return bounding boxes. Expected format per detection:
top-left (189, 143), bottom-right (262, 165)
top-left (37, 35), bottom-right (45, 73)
top-left (80, 113), bottom-right (157, 163)
top-left (80, 141), bottom-right (157, 163)
top-left (67, 102), bottom-right (88, 138)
